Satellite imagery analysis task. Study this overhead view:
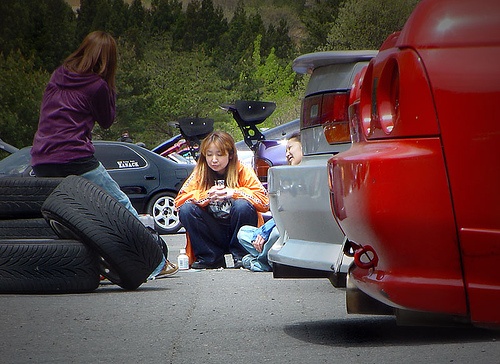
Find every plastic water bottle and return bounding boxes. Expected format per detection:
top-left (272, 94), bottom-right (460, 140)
top-left (177, 248), bottom-right (189, 270)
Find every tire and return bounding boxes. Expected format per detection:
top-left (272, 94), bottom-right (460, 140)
top-left (147, 191), bottom-right (182, 234)
top-left (0, 238), bottom-right (100, 294)
top-left (0, 218), bottom-right (57, 239)
top-left (0, 177), bottom-right (63, 219)
top-left (41, 175), bottom-right (163, 290)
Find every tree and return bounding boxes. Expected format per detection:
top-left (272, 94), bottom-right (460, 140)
top-left (238, 35), bottom-right (301, 126)
top-left (128, 0), bottom-right (146, 31)
top-left (0, 0), bottom-right (307, 146)
top-left (0, 51), bottom-right (49, 147)
top-left (108, 0), bottom-right (130, 37)
top-left (150, 0), bottom-right (183, 34)
top-left (148, 50), bottom-right (235, 125)
top-left (224, 1), bottom-right (249, 60)
top-left (76, 0), bottom-right (132, 41)
top-left (113, 36), bottom-right (238, 147)
top-left (325, 0), bottom-right (420, 50)
top-left (172, 0), bottom-right (227, 53)
top-left (300, 0), bottom-right (343, 53)
top-left (108, 37), bottom-right (156, 142)
top-left (0, 0), bottom-right (76, 72)
top-left (76, 0), bottom-right (104, 40)
top-left (197, 0), bottom-right (228, 52)
top-left (263, 18), bottom-right (294, 61)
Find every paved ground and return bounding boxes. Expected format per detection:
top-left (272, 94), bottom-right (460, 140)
top-left (0, 232), bottom-right (499, 363)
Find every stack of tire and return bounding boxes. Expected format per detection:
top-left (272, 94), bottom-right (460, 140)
top-left (0, 175), bottom-right (163, 293)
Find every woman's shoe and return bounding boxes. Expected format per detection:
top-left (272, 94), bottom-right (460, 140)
top-left (154, 260), bottom-right (179, 278)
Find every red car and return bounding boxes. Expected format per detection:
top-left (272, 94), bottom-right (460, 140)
top-left (328, 0), bottom-right (500, 328)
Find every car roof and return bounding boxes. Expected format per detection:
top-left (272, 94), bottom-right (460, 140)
top-left (292, 50), bottom-right (378, 75)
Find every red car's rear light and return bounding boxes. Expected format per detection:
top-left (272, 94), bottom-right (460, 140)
top-left (377, 58), bottom-right (400, 134)
top-left (301, 92), bottom-right (350, 144)
top-left (360, 63), bottom-right (375, 137)
top-left (348, 66), bottom-right (368, 143)
top-left (359, 50), bottom-right (438, 139)
top-left (254, 157), bottom-right (272, 183)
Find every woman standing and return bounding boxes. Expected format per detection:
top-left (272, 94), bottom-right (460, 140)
top-left (175, 131), bottom-right (269, 269)
top-left (30, 31), bottom-right (176, 278)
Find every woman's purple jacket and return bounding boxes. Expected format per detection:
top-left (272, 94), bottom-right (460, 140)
top-left (31, 66), bottom-right (115, 166)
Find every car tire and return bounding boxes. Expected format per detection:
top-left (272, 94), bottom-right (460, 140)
top-left (147, 191), bottom-right (182, 234)
top-left (41, 175), bottom-right (163, 290)
top-left (0, 218), bottom-right (58, 239)
top-left (0, 177), bottom-right (63, 219)
top-left (0, 238), bottom-right (100, 294)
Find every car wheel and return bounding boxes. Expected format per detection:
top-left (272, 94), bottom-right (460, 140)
top-left (0, 177), bottom-right (62, 219)
top-left (0, 218), bottom-right (57, 239)
top-left (147, 191), bottom-right (182, 234)
top-left (41, 175), bottom-right (163, 290)
top-left (0, 238), bottom-right (100, 293)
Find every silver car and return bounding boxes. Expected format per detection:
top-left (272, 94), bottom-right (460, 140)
top-left (267, 51), bottom-right (377, 287)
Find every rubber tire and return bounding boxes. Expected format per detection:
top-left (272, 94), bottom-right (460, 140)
top-left (41, 175), bottom-right (163, 290)
top-left (0, 177), bottom-right (63, 219)
top-left (147, 191), bottom-right (182, 234)
top-left (0, 238), bottom-right (100, 294)
top-left (0, 218), bottom-right (57, 239)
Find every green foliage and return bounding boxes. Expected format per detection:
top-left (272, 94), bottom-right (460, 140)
top-left (172, 0), bottom-right (228, 52)
top-left (112, 36), bottom-right (240, 147)
top-left (0, 0), bottom-right (76, 71)
top-left (76, 0), bottom-right (132, 40)
top-left (300, 0), bottom-right (343, 53)
top-left (0, 0), bottom-right (420, 147)
top-left (0, 51), bottom-right (49, 147)
top-left (236, 35), bottom-right (302, 128)
top-left (325, 0), bottom-right (420, 50)
top-left (150, 0), bottom-right (183, 34)
top-left (262, 18), bottom-right (294, 60)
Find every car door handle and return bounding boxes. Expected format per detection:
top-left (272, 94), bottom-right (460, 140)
top-left (144, 175), bottom-right (156, 180)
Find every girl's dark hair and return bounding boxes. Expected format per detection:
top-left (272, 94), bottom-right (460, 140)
top-left (195, 131), bottom-right (238, 190)
top-left (64, 31), bottom-right (117, 91)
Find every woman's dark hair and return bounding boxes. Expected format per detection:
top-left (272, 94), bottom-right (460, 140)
top-left (64, 31), bottom-right (117, 91)
top-left (195, 131), bottom-right (238, 190)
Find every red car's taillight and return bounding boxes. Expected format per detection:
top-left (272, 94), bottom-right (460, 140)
top-left (348, 65), bottom-right (368, 143)
top-left (360, 63), bottom-right (374, 137)
top-left (301, 92), bottom-right (350, 144)
top-left (359, 50), bottom-right (438, 139)
top-left (377, 58), bottom-right (400, 134)
top-left (361, 60), bottom-right (400, 137)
